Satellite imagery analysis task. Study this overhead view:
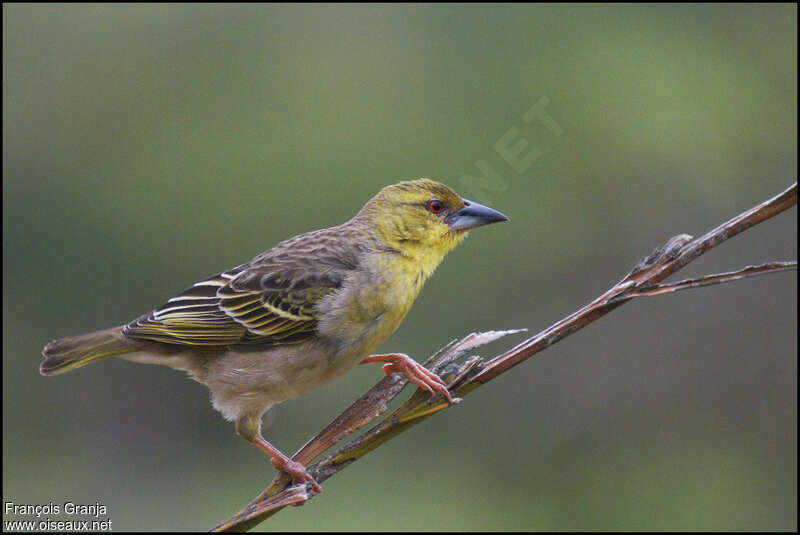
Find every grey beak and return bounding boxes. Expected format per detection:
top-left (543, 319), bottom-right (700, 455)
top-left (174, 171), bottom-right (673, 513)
top-left (445, 199), bottom-right (509, 231)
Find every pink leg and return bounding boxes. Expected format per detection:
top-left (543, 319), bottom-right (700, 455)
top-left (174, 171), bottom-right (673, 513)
top-left (361, 353), bottom-right (460, 405)
top-left (251, 435), bottom-right (323, 494)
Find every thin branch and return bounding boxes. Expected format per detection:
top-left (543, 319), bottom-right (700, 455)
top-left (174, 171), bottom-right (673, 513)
top-left (212, 182), bottom-right (797, 532)
top-left (621, 261), bottom-right (797, 298)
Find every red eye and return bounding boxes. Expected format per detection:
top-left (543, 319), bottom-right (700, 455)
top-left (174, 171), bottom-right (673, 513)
top-left (426, 199), bottom-right (444, 214)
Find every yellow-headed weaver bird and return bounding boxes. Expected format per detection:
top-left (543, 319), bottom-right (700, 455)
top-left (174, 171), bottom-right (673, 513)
top-left (40, 179), bottom-right (508, 494)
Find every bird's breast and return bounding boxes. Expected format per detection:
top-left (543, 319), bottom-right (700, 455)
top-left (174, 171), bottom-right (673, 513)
top-left (315, 254), bottom-right (428, 367)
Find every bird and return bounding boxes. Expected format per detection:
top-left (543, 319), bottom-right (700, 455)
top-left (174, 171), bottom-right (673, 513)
top-left (40, 178), bottom-right (508, 494)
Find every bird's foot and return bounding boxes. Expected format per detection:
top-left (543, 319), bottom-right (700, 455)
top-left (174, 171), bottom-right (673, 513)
top-left (270, 456), bottom-right (323, 495)
top-left (362, 353), bottom-right (461, 405)
top-left (249, 434), bottom-right (323, 495)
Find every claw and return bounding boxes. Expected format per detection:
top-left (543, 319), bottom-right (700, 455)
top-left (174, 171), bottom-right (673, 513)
top-left (251, 435), bottom-right (323, 495)
top-left (272, 458), bottom-right (323, 494)
top-left (363, 353), bottom-right (461, 405)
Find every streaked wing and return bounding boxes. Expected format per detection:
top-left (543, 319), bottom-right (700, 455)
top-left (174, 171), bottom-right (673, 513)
top-left (123, 227), bottom-right (358, 347)
top-left (123, 268), bottom-right (249, 346)
top-left (216, 270), bottom-right (336, 344)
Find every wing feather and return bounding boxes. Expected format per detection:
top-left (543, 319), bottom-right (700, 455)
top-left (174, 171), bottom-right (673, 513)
top-left (123, 227), bottom-right (358, 347)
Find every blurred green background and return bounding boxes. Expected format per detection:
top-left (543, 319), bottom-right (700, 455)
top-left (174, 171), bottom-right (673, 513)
top-left (3, 4), bottom-right (796, 531)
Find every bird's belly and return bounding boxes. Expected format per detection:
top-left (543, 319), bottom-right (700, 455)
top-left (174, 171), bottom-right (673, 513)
top-left (201, 295), bottom-right (413, 422)
top-left (198, 340), bottom-right (365, 422)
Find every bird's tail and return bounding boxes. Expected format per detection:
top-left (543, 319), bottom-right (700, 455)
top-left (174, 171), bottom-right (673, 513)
top-left (40, 326), bottom-right (138, 376)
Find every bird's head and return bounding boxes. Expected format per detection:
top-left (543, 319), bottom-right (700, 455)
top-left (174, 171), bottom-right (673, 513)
top-left (357, 178), bottom-right (508, 260)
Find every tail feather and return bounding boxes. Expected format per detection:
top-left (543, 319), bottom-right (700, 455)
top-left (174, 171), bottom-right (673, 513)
top-left (40, 326), bottom-right (138, 376)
